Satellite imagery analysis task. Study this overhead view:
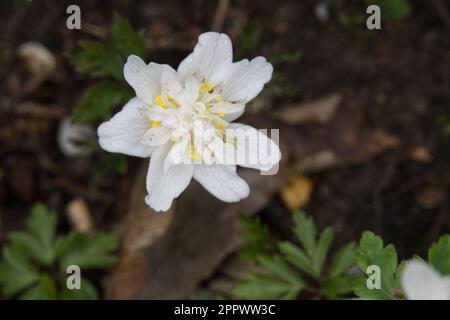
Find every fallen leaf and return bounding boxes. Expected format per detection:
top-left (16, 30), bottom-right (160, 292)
top-left (104, 162), bottom-right (174, 299)
top-left (407, 146), bottom-right (433, 164)
top-left (415, 185), bottom-right (447, 209)
top-left (280, 174), bottom-right (313, 210)
top-left (273, 93), bottom-right (342, 125)
top-left (16, 42), bottom-right (56, 92)
top-left (17, 42), bottom-right (56, 77)
top-left (293, 150), bottom-right (340, 173)
top-left (66, 197), bottom-right (94, 235)
top-left (136, 167), bottom-right (286, 299)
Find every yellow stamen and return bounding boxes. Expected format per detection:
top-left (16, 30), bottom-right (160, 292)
top-left (215, 123), bottom-right (225, 130)
top-left (151, 121), bottom-right (161, 127)
top-left (214, 95), bottom-right (222, 101)
top-left (199, 82), bottom-right (213, 94)
top-left (167, 95), bottom-right (180, 108)
top-left (155, 95), bottom-right (167, 108)
top-left (189, 143), bottom-right (202, 160)
top-left (218, 112), bottom-right (225, 117)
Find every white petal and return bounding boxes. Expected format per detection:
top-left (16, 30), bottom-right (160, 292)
top-left (226, 123), bottom-right (281, 171)
top-left (193, 164), bottom-right (249, 202)
top-left (402, 260), bottom-right (450, 300)
top-left (224, 108), bottom-right (245, 122)
top-left (141, 126), bottom-right (172, 147)
top-left (124, 55), bottom-right (172, 105)
top-left (177, 53), bottom-right (194, 80)
top-left (178, 76), bottom-right (201, 106)
top-left (208, 136), bottom-right (236, 165)
top-left (163, 136), bottom-right (190, 172)
top-left (160, 69), bottom-right (183, 97)
top-left (208, 101), bottom-right (245, 115)
top-left (148, 105), bottom-right (173, 121)
top-left (97, 98), bottom-right (153, 157)
top-left (217, 57), bottom-right (273, 104)
top-left (145, 143), bottom-right (194, 212)
top-left (177, 32), bottom-right (232, 81)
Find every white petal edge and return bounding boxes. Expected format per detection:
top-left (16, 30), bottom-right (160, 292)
top-left (177, 32), bottom-right (233, 82)
top-left (124, 55), bottom-right (172, 105)
top-left (401, 260), bottom-right (450, 300)
top-left (193, 164), bottom-right (249, 202)
top-left (97, 98), bottom-right (153, 157)
top-left (145, 143), bottom-right (194, 212)
top-left (216, 57), bottom-right (273, 104)
top-left (226, 123), bottom-right (281, 171)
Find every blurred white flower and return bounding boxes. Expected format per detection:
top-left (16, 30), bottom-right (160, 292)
top-left (401, 260), bottom-right (450, 300)
top-left (17, 42), bottom-right (56, 77)
top-left (58, 117), bottom-right (95, 157)
top-left (314, 2), bottom-right (330, 22)
top-left (97, 32), bottom-right (281, 212)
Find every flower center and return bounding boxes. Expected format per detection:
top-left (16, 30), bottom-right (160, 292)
top-left (147, 80), bottom-right (231, 162)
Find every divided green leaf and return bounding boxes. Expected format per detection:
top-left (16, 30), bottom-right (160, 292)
top-left (232, 274), bottom-right (302, 300)
top-left (354, 231), bottom-right (398, 299)
top-left (428, 235), bottom-right (450, 276)
top-left (292, 210), bottom-right (316, 256)
top-left (71, 40), bottom-right (124, 81)
top-left (71, 12), bottom-right (145, 81)
top-left (110, 12), bottom-right (145, 58)
top-left (0, 203), bottom-right (119, 300)
top-left (238, 215), bottom-right (272, 259)
top-left (8, 203), bottom-right (58, 266)
top-left (59, 232), bottom-right (119, 269)
top-left (72, 82), bottom-right (133, 123)
top-left (329, 242), bottom-right (356, 278)
top-left (375, 0), bottom-right (411, 20)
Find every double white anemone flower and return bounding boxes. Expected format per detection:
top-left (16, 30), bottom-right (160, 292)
top-left (401, 260), bottom-right (450, 300)
top-left (98, 32), bottom-right (281, 212)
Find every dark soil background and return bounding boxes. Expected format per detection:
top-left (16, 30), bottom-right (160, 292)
top-left (0, 0), bottom-right (449, 299)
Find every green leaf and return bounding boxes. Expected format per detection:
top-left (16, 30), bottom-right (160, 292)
top-left (0, 245), bottom-right (40, 297)
top-left (59, 232), bottom-right (119, 269)
top-left (9, 232), bottom-right (53, 267)
top-left (352, 278), bottom-right (394, 300)
top-left (232, 274), bottom-right (299, 300)
top-left (280, 290), bottom-right (300, 300)
top-left (428, 235), bottom-right (450, 276)
top-left (256, 254), bottom-right (305, 286)
top-left (72, 82), bottom-right (133, 123)
top-left (238, 215), bottom-right (271, 259)
top-left (292, 210), bottom-right (316, 256)
top-left (312, 227), bottom-right (334, 276)
top-left (7, 203), bottom-right (58, 266)
top-left (71, 40), bottom-right (124, 80)
top-left (110, 12), bottom-right (145, 58)
top-left (55, 232), bottom-right (79, 258)
top-left (354, 231), bottom-right (398, 299)
top-left (19, 273), bottom-right (57, 300)
top-left (59, 277), bottom-right (98, 300)
top-left (322, 275), bottom-right (357, 299)
top-left (375, 0), bottom-right (411, 20)
top-left (27, 204), bottom-right (57, 251)
top-left (394, 260), bottom-right (406, 290)
top-left (278, 241), bottom-right (315, 278)
top-left (329, 242), bottom-right (356, 278)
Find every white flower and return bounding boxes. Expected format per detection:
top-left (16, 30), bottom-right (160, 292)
top-left (401, 260), bottom-right (450, 300)
top-left (97, 32), bottom-right (281, 212)
top-left (58, 117), bottom-right (94, 157)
